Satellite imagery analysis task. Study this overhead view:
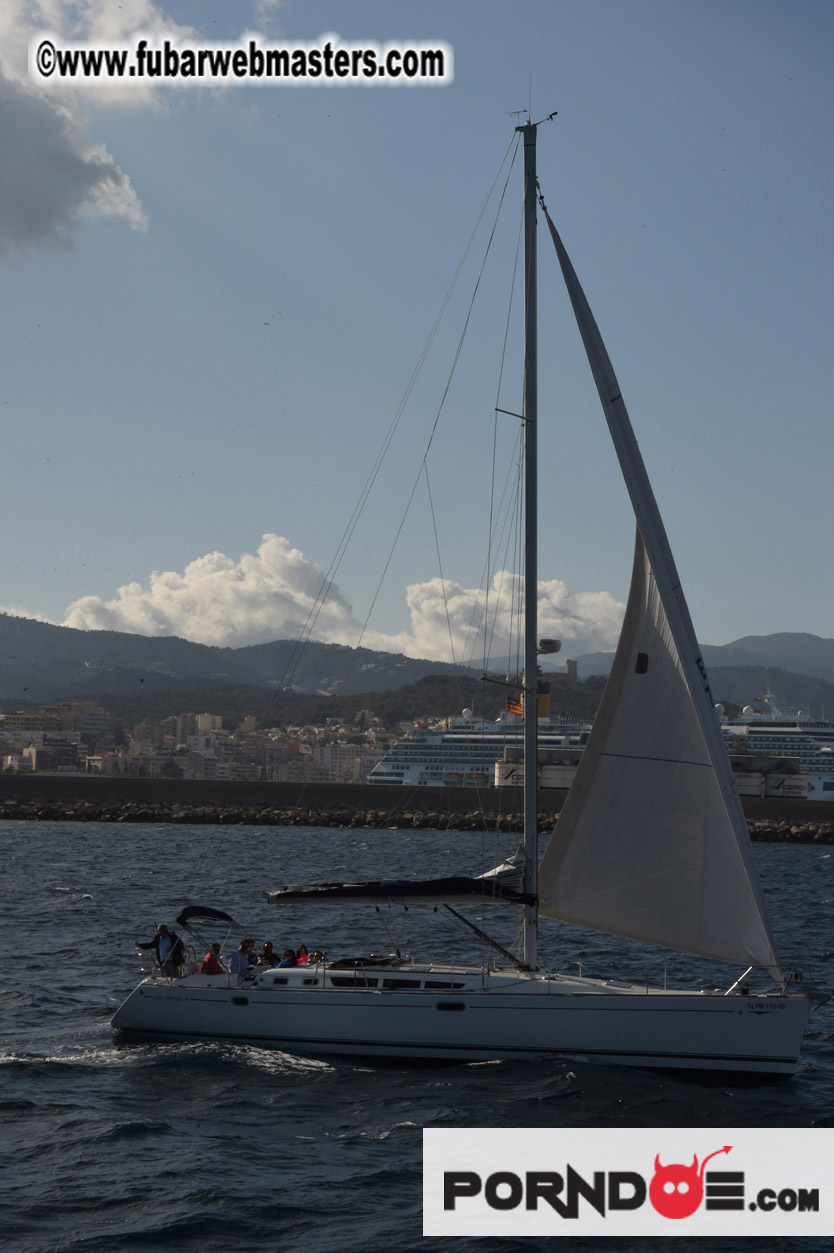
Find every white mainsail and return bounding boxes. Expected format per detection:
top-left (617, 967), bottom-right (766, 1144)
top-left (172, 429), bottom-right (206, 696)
top-left (537, 208), bottom-right (782, 978)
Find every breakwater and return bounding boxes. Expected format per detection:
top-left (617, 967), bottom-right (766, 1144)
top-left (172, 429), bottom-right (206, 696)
top-left (0, 775), bottom-right (833, 841)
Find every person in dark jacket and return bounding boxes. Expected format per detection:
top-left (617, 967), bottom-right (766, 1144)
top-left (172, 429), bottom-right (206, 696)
top-left (135, 923), bottom-right (184, 976)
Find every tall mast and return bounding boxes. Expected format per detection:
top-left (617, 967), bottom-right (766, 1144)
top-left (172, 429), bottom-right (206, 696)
top-left (519, 120), bottom-right (538, 969)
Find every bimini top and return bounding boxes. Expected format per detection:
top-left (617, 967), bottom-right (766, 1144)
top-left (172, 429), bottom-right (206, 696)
top-left (174, 905), bottom-right (240, 929)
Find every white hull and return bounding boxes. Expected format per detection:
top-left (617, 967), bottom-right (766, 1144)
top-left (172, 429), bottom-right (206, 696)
top-left (112, 964), bottom-right (813, 1074)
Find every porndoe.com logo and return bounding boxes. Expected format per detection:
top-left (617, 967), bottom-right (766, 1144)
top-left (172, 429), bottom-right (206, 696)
top-left (423, 1128), bottom-right (834, 1237)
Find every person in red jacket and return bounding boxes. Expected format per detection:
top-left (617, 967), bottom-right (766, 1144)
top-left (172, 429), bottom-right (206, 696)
top-left (201, 943), bottom-right (223, 974)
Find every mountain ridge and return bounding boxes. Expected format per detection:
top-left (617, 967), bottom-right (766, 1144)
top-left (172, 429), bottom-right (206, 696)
top-left (2, 612), bottom-right (834, 717)
top-left (0, 612), bottom-right (470, 702)
top-left (575, 632), bottom-right (834, 683)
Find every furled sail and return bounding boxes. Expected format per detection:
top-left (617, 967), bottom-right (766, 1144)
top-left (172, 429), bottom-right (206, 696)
top-left (268, 857), bottom-right (534, 908)
top-left (537, 208), bottom-right (782, 978)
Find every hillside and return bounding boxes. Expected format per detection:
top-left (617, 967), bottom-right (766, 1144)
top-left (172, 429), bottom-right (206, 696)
top-left (573, 636), bottom-right (834, 720)
top-left (72, 672), bottom-right (609, 730)
top-left (0, 613), bottom-right (470, 702)
top-left (575, 632), bottom-right (834, 684)
top-left (707, 666), bottom-right (834, 719)
top-left (703, 633), bottom-right (834, 682)
top-left (2, 612), bottom-right (834, 726)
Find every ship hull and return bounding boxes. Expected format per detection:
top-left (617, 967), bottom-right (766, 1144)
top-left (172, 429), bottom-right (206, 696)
top-left (112, 967), bottom-right (813, 1075)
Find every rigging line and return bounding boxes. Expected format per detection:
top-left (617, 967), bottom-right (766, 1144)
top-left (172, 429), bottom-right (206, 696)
top-left (420, 468), bottom-right (490, 754)
top-left (424, 452), bottom-right (509, 689)
top-left (189, 831), bottom-right (228, 899)
top-left (443, 904), bottom-right (521, 967)
top-left (265, 135), bottom-right (520, 710)
top-left (374, 903), bottom-right (408, 956)
top-left (484, 202), bottom-right (525, 674)
top-left (448, 208), bottom-right (524, 682)
top-left (512, 452), bottom-right (525, 678)
top-left (423, 466), bottom-right (464, 686)
top-left (483, 433), bottom-right (524, 680)
top-left (472, 436), bottom-right (523, 689)
top-left (501, 454), bottom-right (524, 684)
top-left (350, 142), bottom-right (521, 659)
top-left (460, 456), bottom-right (518, 676)
top-left (453, 459), bottom-right (519, 670)
top-left (448, 200), bottom-right (524, 678)
top-left (262, 153), bottom-right (519, 721)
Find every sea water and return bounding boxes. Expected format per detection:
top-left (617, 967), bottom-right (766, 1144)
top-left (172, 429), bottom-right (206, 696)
top-left (1, 821), bottom-right (832, 1252)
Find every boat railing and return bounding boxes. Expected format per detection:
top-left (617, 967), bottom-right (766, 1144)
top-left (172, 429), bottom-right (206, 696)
top-left (136, 950), bottom-right (158, 976)
top-left (135, 947), bottom-right (196, 980)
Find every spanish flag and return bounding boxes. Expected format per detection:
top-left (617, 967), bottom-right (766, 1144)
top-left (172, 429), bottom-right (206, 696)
top-left (506, 697), bottom-right (523, 716)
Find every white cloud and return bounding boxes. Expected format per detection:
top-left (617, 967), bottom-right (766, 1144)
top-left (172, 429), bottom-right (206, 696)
top-left (61, 534), bottom-right (625, 659)
top-left (0, 73), bottom-right (146, 259)
top-left (0, 1), bottom-right (198, 259)
top-left (361, 573), bottom-right (624, 663)
top-left (62, 535), bottom-right (362, 646)
top-left (1, 0), bottom-right (197, 106)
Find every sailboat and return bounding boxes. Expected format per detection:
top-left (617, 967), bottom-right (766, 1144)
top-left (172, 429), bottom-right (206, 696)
top-left (113, 122), bottom-right (828, 1073)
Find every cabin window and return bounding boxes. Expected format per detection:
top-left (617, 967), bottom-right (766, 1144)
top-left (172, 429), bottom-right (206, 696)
top-left (382, 978), bottom-right (422, 989)
top-left (425, 980), bottom-right (465, 989)
top-left (232, 996), bottom-right (249, 1006)
top-left (635, 652), bottom-right (649, 674)
top-left (435, 1001), bottom-right (465, 1012)
top-left (269, 977), bottom-right (288, 985)
top-left (330, 975), bottom-right (378, 988)
top-left (302, 978), bottom-right (319, 986)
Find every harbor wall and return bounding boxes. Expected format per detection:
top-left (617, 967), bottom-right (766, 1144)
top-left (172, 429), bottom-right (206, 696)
top-left (0, 774), bottom-right (832, 840)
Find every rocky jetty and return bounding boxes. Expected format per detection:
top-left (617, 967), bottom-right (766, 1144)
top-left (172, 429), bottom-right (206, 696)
top-left (1, 795), bottom-right (832, 842)
top-left (742, 818), bottom-right (834, 844)
top-left (0, 797), bottom-right (538, 831)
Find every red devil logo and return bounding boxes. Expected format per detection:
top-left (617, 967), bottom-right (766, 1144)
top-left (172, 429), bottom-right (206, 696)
top-left (649, 1146), bottom-right (732, 1218)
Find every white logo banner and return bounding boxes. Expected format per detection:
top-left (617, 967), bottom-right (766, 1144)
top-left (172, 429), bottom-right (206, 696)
top-left (424, 1127), bottom-right (834, 1237)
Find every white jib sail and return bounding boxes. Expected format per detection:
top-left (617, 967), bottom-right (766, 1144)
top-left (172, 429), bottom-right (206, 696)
top-left (537, 208), bottom-right (782, 978)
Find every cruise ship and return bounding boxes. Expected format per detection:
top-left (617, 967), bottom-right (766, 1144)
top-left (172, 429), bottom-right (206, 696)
top-left (367, 709), bottom-right (590, 788)
top-left (719, 697), bottom-right (834, 800)
top-left (368, 696), bottom-right (834, 800)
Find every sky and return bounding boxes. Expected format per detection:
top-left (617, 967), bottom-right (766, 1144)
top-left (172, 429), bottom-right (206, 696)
top-left (0, 0), bottom-right (832, 668)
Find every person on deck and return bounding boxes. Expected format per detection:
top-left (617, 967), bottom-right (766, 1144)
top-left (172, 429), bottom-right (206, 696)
top-left (296, 945), bottom-right (310, 965)
top-left (258, 941), bottom-right (277, 967)
top-left (229, 939), bottom-right (254, 977)
top-left (276, 949), bottom-right (297, 968)
top-left (201, 943), bottom-right (223, 974)
top-left (135, 923), bottom-right (184, 977)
